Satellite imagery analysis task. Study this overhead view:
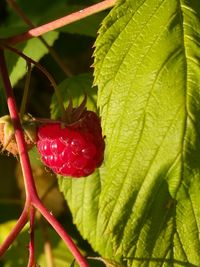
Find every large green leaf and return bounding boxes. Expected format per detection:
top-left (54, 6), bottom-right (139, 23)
top-left (59, 0), bottom-right (200, 266)
top-left (94, 0), bottom-right (200, 265)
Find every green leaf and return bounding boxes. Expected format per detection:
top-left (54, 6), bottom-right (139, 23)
top-left (59, 0), bottom-right (200, 266)
top-left (50, 73), bottom-right (97, 119)
top-left (58, 171), bottom-right (114, 258)
top-left (93, 0), bottom-right (200, 265)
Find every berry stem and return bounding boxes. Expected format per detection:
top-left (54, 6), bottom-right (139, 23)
top-left (0, 42), bottom-right (66, 121)
top-left (5, 0), bottom-right (117, 45)
top-left (20, 62), bottom-right (32, 118)
top-left (7, 0), bottom-right (73, 77)
top-left (27, 206), bottom-right (36, 267)
top-left (33, 198), bottom-right (89, 267)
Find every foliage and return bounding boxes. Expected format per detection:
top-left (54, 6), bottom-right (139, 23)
top-left (1, 0), bottom-right (200, 266)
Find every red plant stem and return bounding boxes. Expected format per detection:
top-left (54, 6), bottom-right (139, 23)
top-left (0, 48), bottom-right (37, 200)
top-left (33, 198), bottom-right (89, 267)
top-left (0, 205), bottom-right (28, 256)
top-left (27, 206), bottom-right (36, 267)
top-left (5, 0), bottom-right (116, 45)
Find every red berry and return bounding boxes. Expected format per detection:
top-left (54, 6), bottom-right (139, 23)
top-left (36, 111), bottom-right (105, 177)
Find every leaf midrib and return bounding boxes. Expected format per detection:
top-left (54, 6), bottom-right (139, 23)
top-left (177, 0), bottom-right (188, 195)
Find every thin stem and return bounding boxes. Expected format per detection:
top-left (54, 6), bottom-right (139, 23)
top-left (7, 0), bottom-right (72, 77)
top-left (0, 205), bottom-right (28, 256)
top-left (20, 62), bottom-right (32, 118)
top-left (0, 48), bottom-right (37, 199)
top-left (5, 0), bottom-right (117, 45)
top-left (6, 0), bottom-right (32, 25)
top-left (0, 42), bottom-right (66, 120)
top-left (33, 198), bottom-right (89, 267)
top-left (27, 206), bottom-right (36, 267)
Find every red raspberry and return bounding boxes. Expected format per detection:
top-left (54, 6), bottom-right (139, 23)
top-left (37, 111), bottom-right (105, 177)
